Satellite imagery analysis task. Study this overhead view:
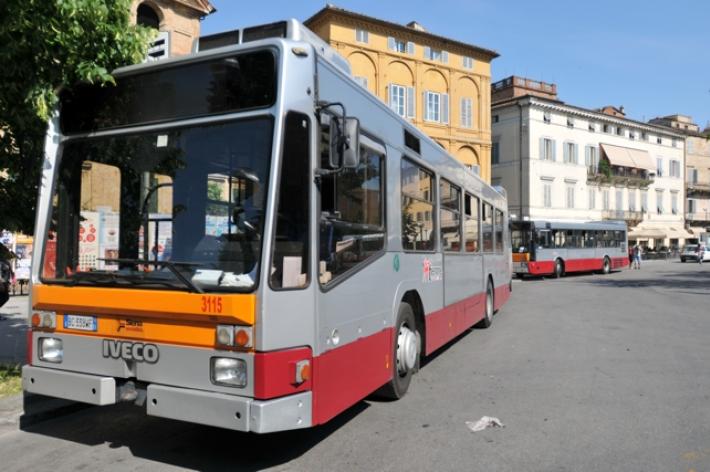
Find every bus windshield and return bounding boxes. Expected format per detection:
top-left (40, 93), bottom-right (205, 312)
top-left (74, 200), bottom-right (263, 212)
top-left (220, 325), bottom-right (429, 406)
top-left (42, 117), bottom-right (274, 292)
top-left (511, 221), bottom-right (534, 253)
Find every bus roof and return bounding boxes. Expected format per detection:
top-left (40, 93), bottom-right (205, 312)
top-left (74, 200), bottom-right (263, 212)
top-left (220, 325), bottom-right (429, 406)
top-left (527, 220), bottom-right (628, 231)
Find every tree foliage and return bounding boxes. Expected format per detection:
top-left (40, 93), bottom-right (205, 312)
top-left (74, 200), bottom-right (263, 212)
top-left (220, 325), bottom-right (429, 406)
top-left (0, 0), bottom-right (153, 234)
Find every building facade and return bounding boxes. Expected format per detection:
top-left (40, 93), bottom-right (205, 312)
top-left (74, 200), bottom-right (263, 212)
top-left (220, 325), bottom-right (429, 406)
top-left (649, 115), bottom-right (710, 241)
top-left (492, 77), bottom-right (688, 249)
top-left (130, 0), bottom-right (214, 57)
top-left (305, 6), bottom-right (498, 182)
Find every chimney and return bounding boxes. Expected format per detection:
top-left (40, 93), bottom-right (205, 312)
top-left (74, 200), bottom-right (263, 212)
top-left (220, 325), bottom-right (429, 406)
top-left (406, 21), bottom-right (427, 32)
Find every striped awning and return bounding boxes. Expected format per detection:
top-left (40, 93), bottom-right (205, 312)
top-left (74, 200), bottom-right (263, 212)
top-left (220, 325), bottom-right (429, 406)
top-left (600, 144), bottom-right (655, 171)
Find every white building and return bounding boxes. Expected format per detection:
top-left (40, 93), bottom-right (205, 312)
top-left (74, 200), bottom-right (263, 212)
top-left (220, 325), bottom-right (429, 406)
top-left (491, 76), bottom-right (688, 250)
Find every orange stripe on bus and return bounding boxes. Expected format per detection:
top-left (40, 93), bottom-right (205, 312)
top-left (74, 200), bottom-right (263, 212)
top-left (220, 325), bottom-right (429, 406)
top-left (32, 285), bottom-right (256, 325)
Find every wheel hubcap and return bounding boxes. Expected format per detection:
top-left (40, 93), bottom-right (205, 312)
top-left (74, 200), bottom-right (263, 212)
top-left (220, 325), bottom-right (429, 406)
top-left (486, 290), bottom-right (493, 320)
top-left (396, 325), bottom-right (418, 375)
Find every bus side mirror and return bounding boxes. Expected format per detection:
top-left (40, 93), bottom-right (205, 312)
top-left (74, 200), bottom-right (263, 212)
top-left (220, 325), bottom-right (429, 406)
top-left (328, 117), bottom-right (359, 169)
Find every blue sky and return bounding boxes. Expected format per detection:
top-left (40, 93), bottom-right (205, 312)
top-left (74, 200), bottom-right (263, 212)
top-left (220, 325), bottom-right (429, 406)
top-left (202, 0), bottom-right (710, 129)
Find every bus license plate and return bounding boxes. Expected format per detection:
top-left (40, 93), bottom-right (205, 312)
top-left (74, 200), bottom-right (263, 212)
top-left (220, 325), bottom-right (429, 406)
top-left (63, 314), bottom-right (97, 332)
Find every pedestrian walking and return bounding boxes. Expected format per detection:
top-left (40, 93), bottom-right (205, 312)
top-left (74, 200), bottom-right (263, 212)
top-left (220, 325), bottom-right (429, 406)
top-left (632, 244), bottom-right (642, 270)
top-left (0, 247), bottom-right (13, 309)
top-left (698, 245), bottom-right (705, 265)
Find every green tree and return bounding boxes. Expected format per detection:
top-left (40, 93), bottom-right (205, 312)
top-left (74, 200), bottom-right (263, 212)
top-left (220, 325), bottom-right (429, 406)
top-left (0, 0), bottom-right (153, 234)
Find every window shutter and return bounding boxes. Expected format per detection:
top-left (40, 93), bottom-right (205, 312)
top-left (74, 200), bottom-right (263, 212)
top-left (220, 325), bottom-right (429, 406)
top-left (563, 143), bottom-right (569, 163)
top-left (407, 41), bottom-right (415, 54)
top-left (539, 137), bottom-right (545, 160)
top-left (387, 36), bottom-right (396, 51)
top-left (460, 98), bottom-right (465, 127)
top-left (441, 50), bottom-right (449, 63)
top-left (406, 86), bottom-right (415, 118)
top-left (423, 91), bottom-right (428, 120)
top-left (424, 46), bottom-right (431, 60)
top-left (573, 144), bottom-right (578, 164)
top-left (551, 140), bottom-right (557, 161)
top-left (388, 84), bottom-right (394, 110)
top-left (442, 93), bottom-right (449, 124)
top-left (585, 146), bottom-right (591, 167)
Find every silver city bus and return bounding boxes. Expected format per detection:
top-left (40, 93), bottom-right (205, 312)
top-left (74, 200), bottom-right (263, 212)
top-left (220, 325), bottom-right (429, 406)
top-left (23, 20), bottom-right (512, 433)
top-left (511, 219), bottom-right (629, 277)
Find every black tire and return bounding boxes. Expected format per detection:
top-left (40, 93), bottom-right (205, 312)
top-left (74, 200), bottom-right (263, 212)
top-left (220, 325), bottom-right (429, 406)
top-left (377, 302), bottom-right (419, 400)
top-left (681, 258), bottom-right (686, 263)
top-left (553, 259), bottom-right (564, 278)
top-left (476, 280), bottom-right (494, 329)
top-left (602, 256), bottom-right (611, 274)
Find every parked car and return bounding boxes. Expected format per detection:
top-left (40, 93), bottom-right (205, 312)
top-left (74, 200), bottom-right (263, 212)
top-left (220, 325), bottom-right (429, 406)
top-left (680, 244), bottom-right (710, 262)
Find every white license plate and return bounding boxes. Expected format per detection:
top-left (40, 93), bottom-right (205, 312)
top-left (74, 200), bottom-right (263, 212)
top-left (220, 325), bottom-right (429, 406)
top-left (63, 314), bottom-right (97, 332)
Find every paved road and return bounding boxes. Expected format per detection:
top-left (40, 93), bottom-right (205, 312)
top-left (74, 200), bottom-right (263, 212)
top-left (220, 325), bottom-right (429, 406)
top-left (1, 262), bottom-right (710, 471)
top-left (0, 295), bottom-right (28, 364)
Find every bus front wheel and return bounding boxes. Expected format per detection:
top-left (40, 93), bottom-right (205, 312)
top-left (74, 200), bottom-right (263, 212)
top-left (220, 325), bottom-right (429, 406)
top-left (553, 259), bottom-right (564, 278)
top-left (602, 257), bottom-right (611, 274)
top-left (378, 302), bottom-right (419, 400)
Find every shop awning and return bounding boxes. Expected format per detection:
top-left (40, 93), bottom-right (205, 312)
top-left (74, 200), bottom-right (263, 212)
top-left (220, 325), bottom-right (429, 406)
top-left (629, 226), bottom-right (694, 239)
top-left (628, 228), bottom-right (666, 239)
top-left (600, 144), bottom-right (655, 171)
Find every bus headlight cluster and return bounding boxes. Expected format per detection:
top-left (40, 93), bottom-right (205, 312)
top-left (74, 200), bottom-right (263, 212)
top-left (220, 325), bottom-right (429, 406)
top-left (38, 337), bottom-right (63, 363)
top-left (31, 311), bottom-right (56, 330)
top-left (210, 357), bottom-right (247, 388)
top-left (215, 325), bottom-right (253, 349)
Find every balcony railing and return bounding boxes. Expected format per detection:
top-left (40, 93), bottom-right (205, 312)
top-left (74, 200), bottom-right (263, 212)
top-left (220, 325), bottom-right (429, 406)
top-left (602, 210), bottom-right (644, 224)
top-left (687, 182), bottom-right (710, 194)
top-left (686, 211), bottom-right (710, 223)
top-left (587, 167), bottom-right (653, 188)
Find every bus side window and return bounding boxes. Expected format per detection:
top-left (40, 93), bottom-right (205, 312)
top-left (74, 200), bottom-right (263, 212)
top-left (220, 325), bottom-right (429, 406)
top-left (319, 141), bottom-right (385, 285)
top-left (481, 202), bottom-right (493, 251)
top-left (440, 179), bottom-right (461, 252)
top-left (401, 159), bottom-right (435, 251)
top-left (464, 193), bottom-right (479, 252)
top-left (494, 209), bottom-right (504, 252)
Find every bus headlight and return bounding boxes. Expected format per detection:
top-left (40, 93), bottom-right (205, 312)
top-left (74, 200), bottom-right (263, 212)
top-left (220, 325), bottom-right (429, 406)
top-left (210, 357), bottom-right (247, 388)
top-left (38, 337), bottom-right (63, 363)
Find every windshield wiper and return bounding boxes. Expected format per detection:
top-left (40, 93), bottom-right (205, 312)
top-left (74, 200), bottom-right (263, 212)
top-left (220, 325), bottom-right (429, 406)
top-left (66, 270), bottom-right (184, 290)
top-left (99, 258), bottom-right (204, 293)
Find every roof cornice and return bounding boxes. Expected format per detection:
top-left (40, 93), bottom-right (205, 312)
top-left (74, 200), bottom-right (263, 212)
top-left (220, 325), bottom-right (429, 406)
top-left (494, 95), bottom-right (686, 138)
top-left (304, 5), bottom-right (499, 60)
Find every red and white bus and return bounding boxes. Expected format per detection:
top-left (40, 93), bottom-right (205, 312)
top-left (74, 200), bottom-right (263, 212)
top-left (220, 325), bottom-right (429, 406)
top-left (23, 20), bottom-right (512, 433)
top-left (511, 220), bottom-right (629, 277)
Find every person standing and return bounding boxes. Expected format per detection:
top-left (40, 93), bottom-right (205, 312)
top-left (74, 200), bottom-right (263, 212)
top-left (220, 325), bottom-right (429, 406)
top-left (0, 256), bottom-right (12, 308)
top-left (632, 244), bottom-right (642, 270)
top-left (698, 245), bottom-right (706, 265)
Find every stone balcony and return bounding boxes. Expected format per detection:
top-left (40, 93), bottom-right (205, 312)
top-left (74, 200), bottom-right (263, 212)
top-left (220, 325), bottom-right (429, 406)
top-left (587, 167), bottom-right (653, 188)
top-left (602, 209), bottom-right (644, 226)
top-left (686, 211), bottom-right (710, 223)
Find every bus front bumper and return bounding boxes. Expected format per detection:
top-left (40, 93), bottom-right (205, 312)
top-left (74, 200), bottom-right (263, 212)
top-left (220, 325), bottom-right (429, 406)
top-left (22, 365), bottom-right (312, 433)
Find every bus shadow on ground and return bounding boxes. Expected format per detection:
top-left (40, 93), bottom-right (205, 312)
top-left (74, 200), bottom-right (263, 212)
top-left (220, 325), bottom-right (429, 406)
top-left (583, 269), bottom-right (710, 293)
top-left (23, 400), bottom-right (369, 471)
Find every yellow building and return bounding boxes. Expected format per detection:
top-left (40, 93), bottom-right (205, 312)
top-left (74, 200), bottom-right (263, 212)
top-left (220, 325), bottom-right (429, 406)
top-left (305, 5), bottom-right (499, 182)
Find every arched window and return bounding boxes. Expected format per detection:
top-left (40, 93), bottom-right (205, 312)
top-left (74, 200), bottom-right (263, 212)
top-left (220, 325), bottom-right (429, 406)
top-left (137, 3), bottom-right (160, 29)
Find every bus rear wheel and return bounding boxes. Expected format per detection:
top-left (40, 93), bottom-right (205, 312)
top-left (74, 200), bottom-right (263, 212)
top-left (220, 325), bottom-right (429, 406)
top-left (476, 281), bottom-right (494, 329)
top-left (553, 259), bottom-right (564, 278)
top-left (378, 302), bottom-right (419, 400)
top-left (602, 257), bottom-right (611, 274)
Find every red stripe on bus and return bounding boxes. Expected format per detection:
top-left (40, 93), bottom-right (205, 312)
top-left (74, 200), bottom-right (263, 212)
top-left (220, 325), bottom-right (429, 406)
top-left (494, 284), bottom-right (511, 311)
top-left (311, 328), bottom-right (393, 425)
top-left (253, 346), bottom-right (312, 400)
top-left (527, 256), bottom-right (629, 275)
top-left (425, 292), bottom-right (486, 355)
top-left (527, 261), bottom-right (555, 275)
